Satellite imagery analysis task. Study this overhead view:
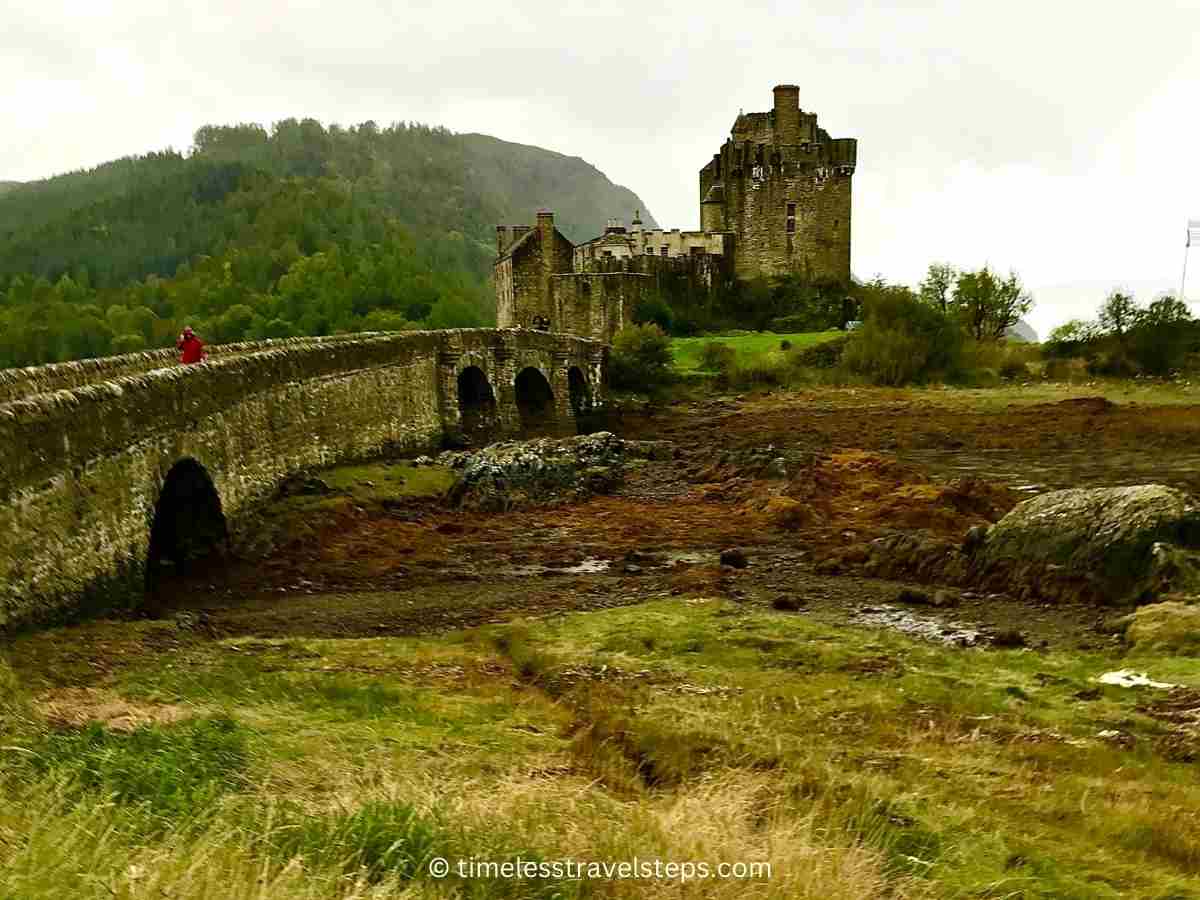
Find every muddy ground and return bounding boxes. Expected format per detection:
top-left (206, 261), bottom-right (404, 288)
top-left (107, 386), bottom-right (1200, 668)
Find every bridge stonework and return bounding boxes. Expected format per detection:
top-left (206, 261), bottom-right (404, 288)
top-left (0, 329), bottom-right (605, 629)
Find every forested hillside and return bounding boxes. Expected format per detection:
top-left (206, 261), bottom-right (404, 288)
top-left (0, 120), bottom-right (655, 368)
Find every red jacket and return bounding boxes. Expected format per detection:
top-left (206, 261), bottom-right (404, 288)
top-left (177, 335), bottom-right (205, 364)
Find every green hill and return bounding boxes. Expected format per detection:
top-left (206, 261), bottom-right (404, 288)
top-left (0, 121), bottom-right (656, 369)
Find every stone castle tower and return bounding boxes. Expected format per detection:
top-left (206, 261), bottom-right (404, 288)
top-left (495, 85), bottom-right (857, 341)
top-left (699, 84), bottom-right (856, 283)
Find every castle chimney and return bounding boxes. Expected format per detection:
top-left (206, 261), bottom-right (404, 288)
top-left (631, 210), bottom-right (643, 233)
top-left (773, 84), bottom-right (801, 145)
top-left (496, 225), bottom-right (511, 256)
top-left (536, 210), bottom-right (556, 313)
top-left (536, 209), bottom-right (554, 243)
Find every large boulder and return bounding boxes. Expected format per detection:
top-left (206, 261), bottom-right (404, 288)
top-left (1124, 602), bottom-right (1200, 655)
top-left (440, 432), bottom-right (664, 511)
top-left (973, 485), bottom-right (1200, 603)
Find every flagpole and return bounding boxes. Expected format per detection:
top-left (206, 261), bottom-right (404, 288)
top-left (1183, 220), bottom-right (1199, 308)
top-left (1183, 243), bottom-right (1190, 305)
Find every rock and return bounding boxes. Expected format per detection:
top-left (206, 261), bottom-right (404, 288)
top-left (763, 496), bottom-right (810, 531)
top-left (990, 629), bottom-right (1027, 648)
top-left (622, 564), bottom-right (644, 575)
top-left (625, 440), bottom-right (675, 461)
top-left (719, 548), bottom-right (748, 569)
top-left (1124, 601), bottom-right (1200, 655)
top-left (976, 485), bottom-right (1200, 603)
top-left (280, 475), bottom-right (331, 496)
top-left (932, 590), bottom-right (959, 608)
top-left (962, 524), bottom-right (989, 555)
top-left (764, 457), bottom-right (789, 479)
top-left (896, 588), bottom-right (931, 605)
top-left (772, 595), bottom-right (803, 611)
top-left (445, 432), bottom-right (630, 511)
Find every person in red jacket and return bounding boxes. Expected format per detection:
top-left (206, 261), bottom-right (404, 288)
top-left (176, 326), bottom-right (206, 364)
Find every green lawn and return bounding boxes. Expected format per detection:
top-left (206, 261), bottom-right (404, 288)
top-left (671, 331), bottom-right (843, 374)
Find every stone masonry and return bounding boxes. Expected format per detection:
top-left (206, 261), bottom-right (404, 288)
top-left (495, 84), bottom-right (857, 335)
top-left (0, 329), bottom-right (604, 629)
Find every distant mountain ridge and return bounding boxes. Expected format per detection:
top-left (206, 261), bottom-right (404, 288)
top-left (0, 126), bottom-right (656, 277)
top-left (459, 133), bottom-right (657, 241)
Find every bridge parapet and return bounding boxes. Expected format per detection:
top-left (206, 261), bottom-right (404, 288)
top-left (0, 332), bottom-right (395, 404)
top-left (0, 328), bottom-right (606, 629)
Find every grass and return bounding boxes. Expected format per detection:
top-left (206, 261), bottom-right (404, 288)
top-left (5, 595), bottom-right (1200, 898)
top-left (670, 331), bottom-right (843, 375)
top-left (236, 459), bottom-right (458, 557)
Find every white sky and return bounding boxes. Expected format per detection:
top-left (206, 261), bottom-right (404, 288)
top-left (4, 0), bottom-right (1199, 337)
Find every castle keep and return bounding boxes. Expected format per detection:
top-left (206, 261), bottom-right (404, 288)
top-left (495, 85), bottom-right (857, 341)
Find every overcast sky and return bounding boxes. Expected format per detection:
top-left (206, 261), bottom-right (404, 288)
top-left (4, 0), bottom-right (1199, 336)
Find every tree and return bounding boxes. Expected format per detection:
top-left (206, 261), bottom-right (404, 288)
top-left (919, 263), bottom-right (956, 312)
top-left (609, 324), bottom-right (674, 392)
top-left (951, 267), bottom-right (1033, 341)
top-left (1098, 290), bottom-right (1138, 346)
top-left (1139, 295), bottom-right (1193, 329)
top-left (1128, 295), bottom-right (1195, 375)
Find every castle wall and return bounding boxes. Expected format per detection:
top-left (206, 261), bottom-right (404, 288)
top-left (574, 229), bottom-right (729, 268)
top-left (552, 273), bottom-right (648, 343)
top-left (495, 256), bottom-right (516, 327)
top-left (724, 155), bottom-right (852, 282)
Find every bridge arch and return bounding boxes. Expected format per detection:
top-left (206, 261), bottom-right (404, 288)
top-left (457, 365), bottom-right (498, 439)
top-left (147, 458), bottom-right (228, 578)
top-left (568, 366), bottom-right (591, 417)
top-left (515, 366), bottom-right (555, 429)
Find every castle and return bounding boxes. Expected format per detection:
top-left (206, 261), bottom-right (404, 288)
top-left (494, 85), bottom-right (857, 342)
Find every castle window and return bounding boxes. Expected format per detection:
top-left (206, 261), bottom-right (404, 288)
top-left (661, 246), bottom-right (669, 257)
top-left (689, 246), bottom-right (704, 257)
top-left (786, 202), bottom-right (797, 234)
top-left (602, 250), bottom-right (613, 259)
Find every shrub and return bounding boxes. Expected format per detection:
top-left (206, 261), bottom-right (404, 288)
top-left (780, 339), bottom-right (792, 350)
top-left (1043, 357), bottom-right (1083, 381)
top-left (609, 323), bottom-right (674, 392)
top-left (790, 334), bottom-right (849, 369)
top-left (842, 282), bottom-right (963, 385)
top-left (729, 353), bottom-right (788, 386)
top-left (999, 356), bottom-right (1028, 380)
top-left (1128, 319), bottom-right (1194, 375)
top-left (1087, 351), bottom-right (1136, 377)
top-left (698, 341), bottom-right (736, 374)
top-left (632, 295), bottom-right (675, 332)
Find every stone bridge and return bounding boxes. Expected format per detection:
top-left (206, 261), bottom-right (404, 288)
top-left (0, 329), bottom-right (606, 629)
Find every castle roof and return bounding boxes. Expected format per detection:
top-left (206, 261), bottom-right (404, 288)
top-left (497, 228), bottom-right (538, 262)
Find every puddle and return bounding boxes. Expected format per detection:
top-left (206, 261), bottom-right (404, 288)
top-left (854, 604), bottom-right (985, 647)
top-left (493, 550), bottom-right (722, 578)
top-left (1096, 669), bottom-right (1178, 690)
top-left (498, 556), bottom-right (613, 577)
